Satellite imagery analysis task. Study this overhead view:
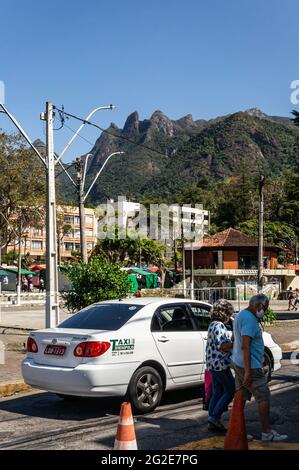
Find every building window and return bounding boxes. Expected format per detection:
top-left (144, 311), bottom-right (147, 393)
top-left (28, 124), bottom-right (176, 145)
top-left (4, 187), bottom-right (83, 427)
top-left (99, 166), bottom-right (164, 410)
top-left (64, 215), bottom-right (73, 224)
top-left (64, 242), bottom-right (74, 251)
top-left (238, 255), bottom-right (258, 269)
top-left (85, 229), bottom-right (93, 237)
top-left (75, 243), bottom-right (81, 251)
top-left (74, 216), bottom-right (80, 225)
top-left (85, 215), bottom-right (94, 225)
top-left (73, 230), bottom-right (81, 238)
top-left (32, 228), bottom-right (43, 236)
top-left (32, 240), bottom-right (43, 250)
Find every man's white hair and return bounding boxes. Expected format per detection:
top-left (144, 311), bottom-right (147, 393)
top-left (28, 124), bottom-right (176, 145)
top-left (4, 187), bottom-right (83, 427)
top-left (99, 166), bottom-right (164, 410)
top-left (249, 294), bottom-right (269, 307)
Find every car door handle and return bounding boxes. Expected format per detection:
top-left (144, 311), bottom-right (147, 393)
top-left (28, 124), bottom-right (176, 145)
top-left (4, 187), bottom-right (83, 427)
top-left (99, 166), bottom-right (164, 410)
top-left (157, 337), bottom-right (170, 343)
top-left (203, 337), bottom-right (208, 340)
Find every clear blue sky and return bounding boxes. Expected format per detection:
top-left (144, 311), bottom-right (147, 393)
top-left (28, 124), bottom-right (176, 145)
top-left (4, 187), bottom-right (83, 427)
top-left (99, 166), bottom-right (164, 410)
top-left (1, 0), bottom-right (298, 161)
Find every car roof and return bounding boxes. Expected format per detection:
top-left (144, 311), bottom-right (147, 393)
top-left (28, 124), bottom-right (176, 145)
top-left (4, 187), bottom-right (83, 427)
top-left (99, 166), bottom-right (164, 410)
top-left (96, 297), bottom-right (211, 307)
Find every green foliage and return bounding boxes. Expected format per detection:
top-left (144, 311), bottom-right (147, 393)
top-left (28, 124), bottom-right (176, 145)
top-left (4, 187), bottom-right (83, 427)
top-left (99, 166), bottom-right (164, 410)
top-left (237, 220), bottom-right (296, 246)
top-left (291, 109), bottom-right (299, 126)
top-left (0, 251), bottom-right (18, 263)
top-left (261, 308), bottom-right (277, 325)
top-left (58, 111), bottom-right (299, 205)
top-left (92, 231), bottom-right (165, 267)
top-left (57, 111), bottom-right (299, 249)
top-left (63, 257), bottom-right (131, 312)
top-left (0, 131), bottom-right (45, 251)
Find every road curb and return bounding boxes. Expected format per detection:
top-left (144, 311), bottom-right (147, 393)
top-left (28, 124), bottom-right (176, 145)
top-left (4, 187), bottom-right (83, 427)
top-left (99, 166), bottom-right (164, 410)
top-left (0, 326), bottom-right (36, 333)
top-left (174, 435), bottom-right (299, 450)
top-left (0, 381), bottom-right (32, 398)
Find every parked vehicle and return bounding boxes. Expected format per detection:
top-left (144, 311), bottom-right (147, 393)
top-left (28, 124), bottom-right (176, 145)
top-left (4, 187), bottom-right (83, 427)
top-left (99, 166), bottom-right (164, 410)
top-left (22, 297), bottom-right (282, 412)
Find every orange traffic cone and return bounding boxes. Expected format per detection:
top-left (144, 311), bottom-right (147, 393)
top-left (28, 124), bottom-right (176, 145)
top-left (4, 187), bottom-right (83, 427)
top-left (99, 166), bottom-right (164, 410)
top-left (224, 390), bottom-right (248, 450)
top-left (114, 402), bottom-right (138, 450)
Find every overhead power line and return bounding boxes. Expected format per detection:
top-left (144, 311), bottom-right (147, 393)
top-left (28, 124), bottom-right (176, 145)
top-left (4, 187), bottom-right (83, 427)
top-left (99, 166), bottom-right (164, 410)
top-left (53, 105), bottom-right (167, 157)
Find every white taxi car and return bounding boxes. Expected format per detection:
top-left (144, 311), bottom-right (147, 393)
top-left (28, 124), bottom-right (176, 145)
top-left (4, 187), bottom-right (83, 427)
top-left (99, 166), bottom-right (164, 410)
top-left (22, 297), bottom-right (282, 412)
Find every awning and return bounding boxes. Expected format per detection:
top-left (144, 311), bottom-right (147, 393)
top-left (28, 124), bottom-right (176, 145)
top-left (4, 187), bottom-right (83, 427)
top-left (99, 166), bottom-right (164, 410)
top-left (0, 269), bottom-right (9, 276)
top-left (2, 267), bottom-right (36, 276)
top-left (30, 265), bottom-right (46, 271)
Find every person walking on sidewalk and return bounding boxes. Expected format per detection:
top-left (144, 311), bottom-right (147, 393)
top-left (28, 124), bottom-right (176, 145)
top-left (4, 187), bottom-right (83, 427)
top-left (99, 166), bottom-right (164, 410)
top-left (293, 288), bottom-right (299, 311)
top-left (231, 293), bottom-right (288, 442)
top-left (206, 299), bottom-right (235, 432)
top-left (287, 287), bottom-right (295, 311)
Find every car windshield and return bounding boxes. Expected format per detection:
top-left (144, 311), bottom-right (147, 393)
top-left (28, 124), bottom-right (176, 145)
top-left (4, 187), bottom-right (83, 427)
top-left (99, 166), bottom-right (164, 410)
top-left (58, 303), bottom-right (143, 331)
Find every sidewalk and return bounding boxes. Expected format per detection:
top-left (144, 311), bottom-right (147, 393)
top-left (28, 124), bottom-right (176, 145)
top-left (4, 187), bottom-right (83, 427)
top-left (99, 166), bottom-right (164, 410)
top-left (231, 300), bottom-right (291, 312)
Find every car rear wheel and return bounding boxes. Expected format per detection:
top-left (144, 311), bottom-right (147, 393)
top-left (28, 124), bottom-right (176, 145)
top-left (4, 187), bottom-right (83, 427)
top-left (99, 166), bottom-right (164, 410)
top-left (263, 351), bottom-right (272, 382)
top-left (127, 366), bottom-right (163, 413)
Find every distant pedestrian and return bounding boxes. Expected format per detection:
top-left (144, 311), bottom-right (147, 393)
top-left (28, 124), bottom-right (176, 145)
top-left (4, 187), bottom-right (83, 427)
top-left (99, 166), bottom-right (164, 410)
top-left (39, 278), bottom-right (45, 293)
top-left (231, 294), bottom-right (288, 441)
top-left (293, 289), bottom-right (299, 311)
top-left (28, 276), bottom-right (33, 292)
top-left (157, 275), bottom-right (161, 288)
top-left (206, 299), bottom-right (235, 432)
top-left (287, 287), bottom-right (295, 311)
top-left (22, 277), bottom-right (28, 292)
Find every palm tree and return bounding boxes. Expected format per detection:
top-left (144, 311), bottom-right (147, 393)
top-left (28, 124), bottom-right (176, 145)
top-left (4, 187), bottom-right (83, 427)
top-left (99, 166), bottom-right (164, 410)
top-left (291, 110), bottom-right (299, 126)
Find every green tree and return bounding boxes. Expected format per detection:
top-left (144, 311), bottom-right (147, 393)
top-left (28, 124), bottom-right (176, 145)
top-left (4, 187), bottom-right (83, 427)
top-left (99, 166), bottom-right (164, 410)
top-left (63, 257), bottom-right (131, 312)
top-left (0, 131), bottom-right (45, 251)
top-left (92, 228), bottom-right (165, 267)
top-left (291, 109), bottom-right (299, 126)
top-left (279, 170), bottom-right (299, 238)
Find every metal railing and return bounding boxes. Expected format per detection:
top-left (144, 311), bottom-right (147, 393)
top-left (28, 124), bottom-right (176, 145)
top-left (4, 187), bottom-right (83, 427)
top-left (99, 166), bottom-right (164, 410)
top-left (153, 286), bottom-right (242, 312)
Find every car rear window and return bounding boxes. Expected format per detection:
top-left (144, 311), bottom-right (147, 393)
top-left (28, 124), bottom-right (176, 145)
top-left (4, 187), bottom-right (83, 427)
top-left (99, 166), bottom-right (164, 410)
top-left (58, 303), bottom-right (143, 330)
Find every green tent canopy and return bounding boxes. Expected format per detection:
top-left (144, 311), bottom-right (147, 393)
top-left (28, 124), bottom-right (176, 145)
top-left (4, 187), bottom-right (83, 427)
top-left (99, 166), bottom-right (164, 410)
top-left (128, 273), bottom-right (139, 292)
top-left (1, 267), bottom-right (36, 276)
top-left (0, 269), bottom-right (9, 276)
top-left (128, 268), bottom-right (158, 289)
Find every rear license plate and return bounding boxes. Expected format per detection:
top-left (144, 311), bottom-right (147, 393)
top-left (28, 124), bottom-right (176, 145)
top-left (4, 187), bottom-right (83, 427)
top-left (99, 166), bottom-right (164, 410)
top-left (44, 345), bottom-right (66, 356)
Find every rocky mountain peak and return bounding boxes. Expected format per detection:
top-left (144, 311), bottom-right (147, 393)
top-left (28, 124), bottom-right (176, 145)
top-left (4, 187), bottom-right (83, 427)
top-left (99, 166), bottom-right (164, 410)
top-left (149, 110), bottom-right (176, 137)
top-left (245, 107), bottom-right (268, 119)
top-left (176, 113), bottom-right (197, 128)
top-left (122, 111), bottom-right (139, 137)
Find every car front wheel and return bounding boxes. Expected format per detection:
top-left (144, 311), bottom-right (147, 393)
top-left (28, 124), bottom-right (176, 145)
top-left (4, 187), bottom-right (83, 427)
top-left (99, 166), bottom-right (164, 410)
top-left (127, 366), bottom-right (163, 413)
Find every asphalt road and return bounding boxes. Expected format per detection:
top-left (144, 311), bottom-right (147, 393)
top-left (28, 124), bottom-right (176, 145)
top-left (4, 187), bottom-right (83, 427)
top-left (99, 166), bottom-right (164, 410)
top-left (1, 306), bottom-right (299, 332)
top-left (0, 357), bottom-right (298, 450)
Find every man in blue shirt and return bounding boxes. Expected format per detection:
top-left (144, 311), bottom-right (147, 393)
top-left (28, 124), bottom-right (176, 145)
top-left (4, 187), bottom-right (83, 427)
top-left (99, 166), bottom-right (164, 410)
top-left (231, 294), bottom-right (288, 442)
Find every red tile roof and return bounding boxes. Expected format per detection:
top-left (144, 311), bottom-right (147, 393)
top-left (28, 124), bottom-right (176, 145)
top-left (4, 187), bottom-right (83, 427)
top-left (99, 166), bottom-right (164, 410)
top-left (186, 228), bottom-right (280, 250)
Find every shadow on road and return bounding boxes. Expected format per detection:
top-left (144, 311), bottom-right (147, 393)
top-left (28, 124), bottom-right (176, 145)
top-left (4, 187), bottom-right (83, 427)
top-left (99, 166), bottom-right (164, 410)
top-left (0, 386), bottom-right (203, 422)
top-left (94, 386), bottom-right (299, 450)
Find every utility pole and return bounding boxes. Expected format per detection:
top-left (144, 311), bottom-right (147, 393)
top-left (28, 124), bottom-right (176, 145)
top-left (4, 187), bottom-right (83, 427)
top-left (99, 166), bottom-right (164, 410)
top-left (173, 237), bottom-right (177, 286)
top-left (75, 158), bottom-right (87, 263)
top-left (44, 102), bottom-right (59, 327)
top-left (190, 240), bottom-right (194, 300)
top-left (181, 222), bottom-right (186, 295)
top-left (17, 222), bottom-right (22, 305)
top-left (257, 175), bottom-right (265, 293)
top-left (74, 152), bottom-right (124, 264)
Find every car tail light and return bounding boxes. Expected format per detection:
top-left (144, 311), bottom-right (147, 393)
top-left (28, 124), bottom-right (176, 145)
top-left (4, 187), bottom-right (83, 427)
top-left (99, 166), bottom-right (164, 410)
top-left (27, 337), bottom-right (38, 353)
top-left (74, 341), bottom-right (111, 357)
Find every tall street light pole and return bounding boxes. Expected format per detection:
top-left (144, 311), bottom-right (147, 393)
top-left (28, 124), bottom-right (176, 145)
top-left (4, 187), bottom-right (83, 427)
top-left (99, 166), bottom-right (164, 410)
top-left (75, 157), bottom-right (87, 263)
top-left (0, 101), bottom-right (115, 327)
top-left (76, 151), bottom-right (125, 263)
top-left (257, 174), bottom-right (265, 293)
top-left (43, 102), bottom-right (60, 327)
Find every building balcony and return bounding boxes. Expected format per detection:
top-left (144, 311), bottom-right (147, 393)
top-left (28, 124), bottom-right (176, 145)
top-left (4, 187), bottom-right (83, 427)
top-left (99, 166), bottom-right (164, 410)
top-left (192, 268), bottom-right (296, 277)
